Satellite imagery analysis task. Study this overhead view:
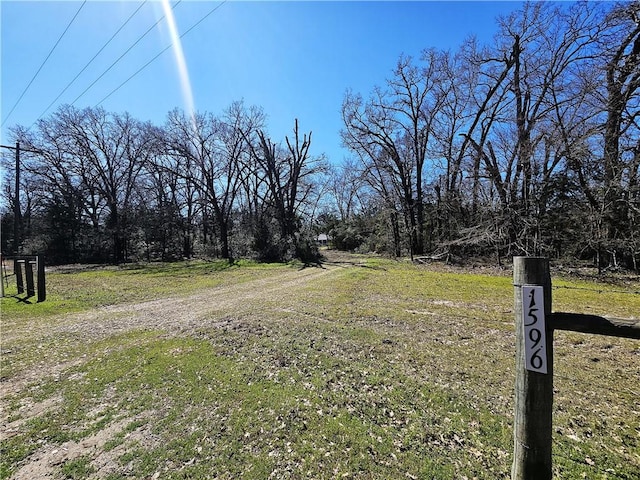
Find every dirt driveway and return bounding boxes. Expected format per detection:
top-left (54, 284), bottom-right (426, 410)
top-left (2, 252), bottom-right (364, 389)
top-left (3, 253), bottom-right (370, 479)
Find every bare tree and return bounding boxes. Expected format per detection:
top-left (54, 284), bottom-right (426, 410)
top-left (600, 1), bottom-right (640, 266)
top-left (73, 108), bottom-right (154, 262)
top-left (138, 125), bottom-right (198, 260)
top-left (162, 103), bottom-right (264, 260)
top-left (545, 1), bottom-right (639, 268)
top-left (327, 158), bottom-right (366, 222)
top-left (247, 119), bottom-right (325, 260)
top-left (14, 106), bottom-right (153, 262)
top-left (451, 2), bottom-right (609, 257)
top-left (342, 53), bottom-right (444, 257)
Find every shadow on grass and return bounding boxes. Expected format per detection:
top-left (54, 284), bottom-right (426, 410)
top-left (5, 294), bottom-right (36, 304)
top-left (327, 261), bottom-right (388, 271)
top-left (318, 256), bottom-right (388, 271)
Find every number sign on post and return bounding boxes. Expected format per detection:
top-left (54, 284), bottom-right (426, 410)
top-left (522, 285), bottom-right (548, 374)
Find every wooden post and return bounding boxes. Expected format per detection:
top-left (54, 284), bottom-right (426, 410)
top-left (512, 257), bottom-right (553, 480)
top-left (36, 255), bottom-right (46, 302)
top-left (15, 259), bottom-right (24, 294)
top-left (0, 255), bottom-right (4, 298)
top-left (25, 260), bottom-right (35, 298)
top-left (14, 142), bottom-right (21, 255)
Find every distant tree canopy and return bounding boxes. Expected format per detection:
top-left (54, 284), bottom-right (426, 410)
top-left (2, 1), bottom-right (639, 270)
top-left (2, 102), bottom-right (327, 264)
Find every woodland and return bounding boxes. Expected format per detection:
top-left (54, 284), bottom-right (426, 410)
top-left (1, 1), bottom-right (639, 270)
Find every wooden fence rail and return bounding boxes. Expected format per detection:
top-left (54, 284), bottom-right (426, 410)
top-left (549, 312), bottom-right (639, 339)
top-left (512, 257), bottom-right (639, 480)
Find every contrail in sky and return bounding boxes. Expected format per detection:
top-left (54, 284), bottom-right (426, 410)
top-left (161, 0), bottom-right (196, 126)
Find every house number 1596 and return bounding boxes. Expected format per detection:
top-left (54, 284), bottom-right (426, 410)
top-left (522, 286), bottom-right (548, 374)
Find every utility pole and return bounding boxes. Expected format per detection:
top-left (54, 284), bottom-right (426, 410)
top-left (14, 141), bottom-right (20, 255)
top-left (0, 142), bottom-right (42, 255)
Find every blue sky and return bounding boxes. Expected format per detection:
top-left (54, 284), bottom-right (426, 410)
top-left (1, 0), bottom-right (522, 164)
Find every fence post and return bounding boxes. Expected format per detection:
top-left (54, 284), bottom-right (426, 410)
top-left (15, 259), bottom-right (24, 294)
top-left (512, 257), bottom-right (553, 480)
top-left (25, 260), bottom-right (35, 298)
top-left (36, 255), bottom-right (46, 302)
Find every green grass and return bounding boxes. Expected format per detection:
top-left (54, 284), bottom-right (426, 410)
top-left (1, 256), bottom-right (638, 479)
top-left (0, 259), bottom-right (293, 320)
top-left (60, 456), bottom-right (96, 479)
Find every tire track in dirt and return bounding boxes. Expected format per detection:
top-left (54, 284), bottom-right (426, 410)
top-left (55, 263), bottom-right (340, 338)
top-left (1, 264), bottom-right (343, 399)
top-left (2, 264), bottom-right (340, 345)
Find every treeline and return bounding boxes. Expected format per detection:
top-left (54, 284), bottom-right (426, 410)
top-left (2, 103), bottom-right (327, 264)
top-left (2, 1), bottom-right (639, 270)
top-left (335, 1), bottom-right (639, 270)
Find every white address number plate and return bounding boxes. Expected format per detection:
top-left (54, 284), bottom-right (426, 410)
top-left (522, 286), bottom-right (548, 374)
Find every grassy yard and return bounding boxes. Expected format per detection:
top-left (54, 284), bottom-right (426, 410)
top-left (1, 254), bottom-right (638, 479)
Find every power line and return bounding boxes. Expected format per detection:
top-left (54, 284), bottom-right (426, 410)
top-left (71, 0), bottom-right (183, 106)
top-left (177, 0), bottom-right (228, 40)
top-left (1, 1), bottom-right (87, 128)
top-left (97, 1), bottom-right (227, 107)
top-left (34, 1), bottom-right (148, 124)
